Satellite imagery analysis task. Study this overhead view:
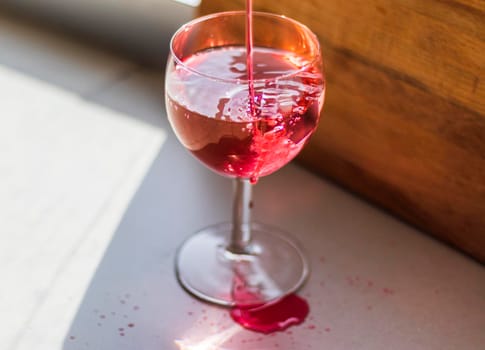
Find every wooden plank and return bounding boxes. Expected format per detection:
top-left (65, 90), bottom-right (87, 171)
top-left (300, 47), bottom-right (485, 260)
top-left (198, 0), bottom-right (485, 261)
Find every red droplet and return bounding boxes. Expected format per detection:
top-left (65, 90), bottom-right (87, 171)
top-left (230, 294), bottom-right (309, 334)
top-left (120, 332), bottom-right (125, 336)
top-left (307, 324), bottom-right (316, 330)
top-left (383, 287), bottom-right (395, 295)
top-left (325, 327), bottom-right (331, 332)
top-left (128, 323), bottom-right (135, 328)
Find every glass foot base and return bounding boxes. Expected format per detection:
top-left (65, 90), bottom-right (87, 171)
top-left (175, 222), bottom-right (309, 306)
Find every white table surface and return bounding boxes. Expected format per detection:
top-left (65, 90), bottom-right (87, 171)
top-left (1, 10), bottom-right (484, 350)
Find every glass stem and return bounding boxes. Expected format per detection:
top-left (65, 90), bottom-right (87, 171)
top-left (228, 178), bottom-right (252, 254)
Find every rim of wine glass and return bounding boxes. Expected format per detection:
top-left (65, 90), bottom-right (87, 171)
top-left (169, 10), bottom-right (323, 84)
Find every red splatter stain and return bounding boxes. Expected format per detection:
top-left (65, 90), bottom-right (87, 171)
top-left (383, 287), bottom-right (395, 295)
top-left (367, 280), bottom-right (374, 287)
top-left (120, 332), bottom-right (125, 336)
top-left (307, 324), bottom-right (316, 330)
top-left (231, 294), bottom-right (309, 334)
top-left (128, 323), bottom-right (135, 328)
top-left (325, 327), bottom-right (331, 332)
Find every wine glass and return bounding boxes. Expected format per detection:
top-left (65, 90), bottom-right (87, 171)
top-left (165, 11), bottom-right (325, 306)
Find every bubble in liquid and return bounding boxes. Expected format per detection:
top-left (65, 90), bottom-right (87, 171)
top-left (231, 63), bottom-right (246, 72)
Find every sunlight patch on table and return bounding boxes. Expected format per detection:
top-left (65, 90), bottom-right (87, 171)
top-left (0, 65), bottom-right (166, 349)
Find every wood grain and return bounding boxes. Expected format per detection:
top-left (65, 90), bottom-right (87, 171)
top-left (199, 0), bottom-right (485, 261)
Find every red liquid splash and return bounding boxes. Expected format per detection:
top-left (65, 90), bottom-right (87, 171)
top-left (229, 270), bottom-right (310, 333)
top-left (229, 7), bottom-right (310, 332)
top-left (230, 294), bottom-right (309, 334)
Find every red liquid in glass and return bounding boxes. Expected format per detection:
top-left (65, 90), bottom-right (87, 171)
top-left (166, 47), bottom-right (323, 181)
